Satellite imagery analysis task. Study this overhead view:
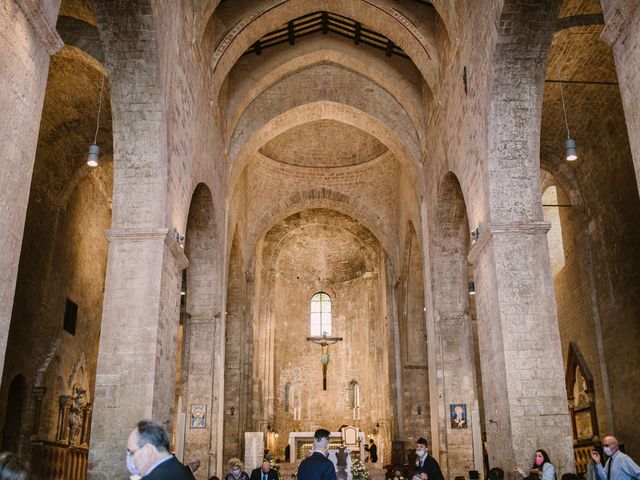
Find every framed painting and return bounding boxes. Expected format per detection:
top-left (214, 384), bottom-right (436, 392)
top-left (190, 404), bottom-right (206, 428)
top-left (450, 404), bottom-right (468, 429)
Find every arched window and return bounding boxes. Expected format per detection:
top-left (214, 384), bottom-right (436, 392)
top-left (310, 292), bottom-right (332, 336)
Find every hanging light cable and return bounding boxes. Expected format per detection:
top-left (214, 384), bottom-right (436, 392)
top-left (87, 74), bottom-right (105, 167)
top-left (560, 79), bottom-right (577, 161)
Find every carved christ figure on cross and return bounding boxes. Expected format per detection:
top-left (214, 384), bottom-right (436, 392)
top-left (306, 333), bottom-right (343, 390)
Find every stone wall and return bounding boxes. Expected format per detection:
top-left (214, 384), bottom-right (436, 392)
top-left (0, 40), bottom-right (112, 456)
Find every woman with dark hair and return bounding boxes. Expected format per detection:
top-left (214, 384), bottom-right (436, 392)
top-left (515, 449), bottom-right (556, 480)
top-left (0, 452), bottom-right (30, 480)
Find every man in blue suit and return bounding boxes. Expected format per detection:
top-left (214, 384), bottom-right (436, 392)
top-left (298, 429), bottom-right (337, 480)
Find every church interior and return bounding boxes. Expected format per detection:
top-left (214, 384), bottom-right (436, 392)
top-left (0, 0), bottom-right (639, 479)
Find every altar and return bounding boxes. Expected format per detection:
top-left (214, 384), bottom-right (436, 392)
top-left (288, 430), bottom-right (365, 462)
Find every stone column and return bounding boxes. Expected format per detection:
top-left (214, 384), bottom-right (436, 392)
top-left (31, 386), bottom-right (47, 436)
top-left (81, 403), bottom-right (93, 447)
top-left (601, 0), bottom-right (640, 192)
top-left (0, 0), bottom-right (63, 376)
top-left (183, 314), bottom-right (219, 479)
top-left (468, 223), bottom-right (574, 473)
top-left (483, 1), bottom-right (573, 472)
top-left (87, 229), bottom-right (187, 480)
top-left (57, 395), bottom-right (72, 443)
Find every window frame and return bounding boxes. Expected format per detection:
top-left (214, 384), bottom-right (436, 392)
top-left (309, 292), bottom-right (332, 336)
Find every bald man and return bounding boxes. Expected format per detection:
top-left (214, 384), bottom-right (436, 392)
top-left (591, 436), bottom-right (640, 480)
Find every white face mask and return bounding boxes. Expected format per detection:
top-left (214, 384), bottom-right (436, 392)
top-left (416, 450), bottom-right (426, 458)
top-left (604, 447), bottom-right (613, 457)
top-left (126, 453), bottom-right (140, 476)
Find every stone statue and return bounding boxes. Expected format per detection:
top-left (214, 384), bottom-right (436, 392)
top-left (68, 384), bottom-right (86, 444)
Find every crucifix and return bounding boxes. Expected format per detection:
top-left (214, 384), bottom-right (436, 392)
top-left (306, 333), bottom-right (343, 390)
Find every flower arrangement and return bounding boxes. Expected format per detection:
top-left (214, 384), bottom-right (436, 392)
top-left (351, 457), bottom-right (371, 480)
top-left (269, 459), bottom-right (283, 480)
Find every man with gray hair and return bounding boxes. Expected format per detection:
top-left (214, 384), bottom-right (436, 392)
top-left (297, 429), bottom-right (337, 480)
top-left (591, 435), bottom-right (640, 480)
top-left (126, 419), bottom-right (195, 479)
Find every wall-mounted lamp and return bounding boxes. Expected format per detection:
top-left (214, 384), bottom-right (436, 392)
top-left (87, 75), bottom-right (105, 167)
top-left (227, 406), bottom-right (235, 416)
top-left (468, 282), bottom-right (476, 296)
top-left (560, 80), bottom-right (578, 161)
top-left (173, 228), bottom-right (185, 249)
top-left (470, 227), bottom-right (480, 245)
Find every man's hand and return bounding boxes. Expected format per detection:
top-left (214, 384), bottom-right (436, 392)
top-left (591, 451), bottom-right (601, 465)
top-left (189, 458), bottom-right (201, 473)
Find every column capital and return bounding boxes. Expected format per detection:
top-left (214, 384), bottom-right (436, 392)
top-left (468, 221), bottom-right (551, 264)
top-left (105, 227), bottom-right (189, 269)
top-left (15, 0), bottom-right (64, 56)
top-left (601, 1), bottom-right (640, 46)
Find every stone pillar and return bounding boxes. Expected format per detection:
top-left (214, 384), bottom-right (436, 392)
top-left (87, 229), bottom-right (187, 480)
top-left (601, 0), bottom-right (640, 192)
top-left (57, 395), bottom-right (72, 443)
top-left (484, 1), bottom-right (573, 471)
top-left (387, 259), bottom-right (405, 441)
top-left (81, 403), bottom-right (93, 447)
top-left (434, 310), bottom-right (478, 477)
top-left (0, 0), bottom-right (63, 377)
top-left (183, 314), bottom-right (220, 479)
top-left (31, 386), bottom-right (46, 436)
top-left (468, 223), bottom-right (574, 473)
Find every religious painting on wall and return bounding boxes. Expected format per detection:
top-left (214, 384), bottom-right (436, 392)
top-left (450, 404), bottom-right (467, 428)
top-left (190, 404), bottom-right (206, 428)
top-left (575, 411), bottom-right (593, 441)
top-left (565, 341), bottom-right (599, 446)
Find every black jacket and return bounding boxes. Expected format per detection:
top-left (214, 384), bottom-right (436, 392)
top-left (250, 467), bottom-right (279, 480)
top-left (417, 454), bottom-right (445, 480)
top-left (142, 455), bottom-right (196, 480)
top-left (298, 452), bottom-right (337, 480)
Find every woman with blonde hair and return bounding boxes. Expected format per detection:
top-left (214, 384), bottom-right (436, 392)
top-left (225, 458), bottom-right (250, 480)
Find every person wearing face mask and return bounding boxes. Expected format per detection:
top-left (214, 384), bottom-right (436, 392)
top-left (415, 438), bottom-right (444, 480)
top-left (126, 420), bottom-right (195, 480)
top-left (225, 458), bottom-right (250, 480)
top-left (592, 436), bottom-right (640, 480)
top-left (514, 449), bottom-right (555, 480)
